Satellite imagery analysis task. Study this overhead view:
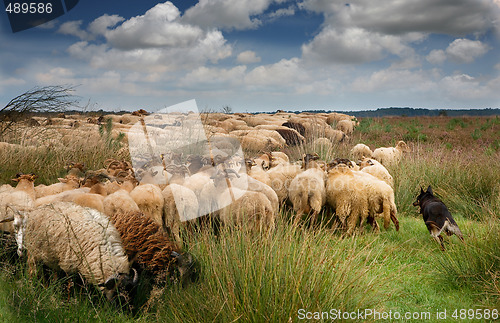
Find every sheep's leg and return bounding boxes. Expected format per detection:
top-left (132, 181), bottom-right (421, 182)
top-left (382, 201), bottom-right (391, 229)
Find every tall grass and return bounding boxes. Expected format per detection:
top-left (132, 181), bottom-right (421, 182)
top-left (154, 217), bottom-right (395, 321)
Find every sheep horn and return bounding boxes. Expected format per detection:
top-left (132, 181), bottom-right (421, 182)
top-left (131, 267), bottom-right (139, 286)
top-left (171, 251), bottom-right (180, 258)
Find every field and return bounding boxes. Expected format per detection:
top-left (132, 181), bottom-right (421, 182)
top-left (0, 113), bottom-right (499, 322)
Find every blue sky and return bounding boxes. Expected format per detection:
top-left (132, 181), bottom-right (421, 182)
top-left (1, 0), bottom-right (499, 112)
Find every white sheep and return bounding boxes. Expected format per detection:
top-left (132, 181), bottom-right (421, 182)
top-left (1, 202), bottom-right (138, 301)
top-left (288, 155), bottom-right (326, 226)
top-left (325, 165), bottom-right (369, 235)
top-left (129, 184), bottom-right (164, 226)
top-left (351, 143), bottom-right (373, 160)
top-left (267, 163), bottom-right (302, 204)
top-left (351, 170), bottom-right (399, 231)
top-left (336, 119), bottom-right (355, 135)
top-left (372, 141), bottom-right (410, 166)
top-left (103, 189), bottom-right (140, 218)
top-left (0, 173), bottom-right (37, 232)
top-left (359, 157), bottom-right (394, 187)
top-left (35, 174), bottom-right (81, 198)
top-left (162, 184), bottom-right (199, 244)
top-left (218, 188), bottom-right (275, 232)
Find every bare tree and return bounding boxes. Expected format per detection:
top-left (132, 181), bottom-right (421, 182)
top-left (0, 85), bottom-right (79, 136)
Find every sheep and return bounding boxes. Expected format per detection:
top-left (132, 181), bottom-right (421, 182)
top-left (129, 184), bottom-right (164, 227)
top-left (275, 128), bottom-right (305, 146)
top-left (245, 159), bottom-right (271, 186)
top-left (34, 188), bottom-right (105, 213)
top-left (352, 171), bottom-right (399, 231)
top-left (267, 163), bottom-right (302, 204)
top-left (108, 211), bottom-right (197, 285)
top-left (372, 141), bottom-right (410, 166)
top-left (11, 173), bottom-right (37, 201)
top-left (325, 165), bottom-right (369, 235)
top-left (218, 188), bottom-right (275, 232)
top-left (358, 157), bottom-right (394, 188)
top-left (288, 154), bottom-right (326, 226)
top-left (103, 189), bottom-right (140, 218)
top-left (1, 202), bottom-right (138, 301)
top-left (34, 174), bottom-right (81, 198)
top-left (162, 184), bottom-right (199, 244)
top-left (336, 119), bottom-right (355, 135)
top-left (351, 143), bottom-right (373, 160)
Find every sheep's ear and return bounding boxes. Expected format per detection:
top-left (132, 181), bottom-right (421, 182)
top-left (58, 178), bottom-right (66, 183)
top-left (0, 216), bottom-right (14, 224)
top-left (427, 185), bottom-right (433, 195)
top-left (367, 159), bottom-right (374, 165)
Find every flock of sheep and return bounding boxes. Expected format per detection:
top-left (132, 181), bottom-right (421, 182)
top-left (0, 110), bottom-right (410, 305)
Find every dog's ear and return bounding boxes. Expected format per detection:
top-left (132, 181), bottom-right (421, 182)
top-left (420, 186), bottom-right (424, 194)
top-left (426, 185), bottom-right (433, 195)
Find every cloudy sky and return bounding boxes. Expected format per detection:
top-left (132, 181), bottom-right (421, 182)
top-left (1, 0), bottom-right (499, 112)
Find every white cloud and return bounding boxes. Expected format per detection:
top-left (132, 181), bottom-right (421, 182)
top-left (268, 6), bottom-right (295, 19)
top-left (300, 0), bottom-right (497, 36)
top-left (35, 67), bottom-right (75, 84)
top-left (64, 2), bottom-right (232, 73)
top-left (427, 39), bottom-right (491, 65)
top-left (88, 14), bottom-right (124, 36)
top-left (426, 50), bottom-right (446, 65)
top-left (237, 51), bottom-right (261, 64)
top-left (181, 66), bottom-right (247, 87)
top-left (351, 68), bottom-right (436, 94)
top-left (439, 73), bottom-right (488, 100)
top-left (104, 2), bottom-right (203, 50)
top-left (182, 0), bottom-right (273, 30)
top-left (57, 20), bottom-right (92, 40)
top-left (245, 58), bottom-right (307, 87)
top-left (445, 39), bottom-right (490, 63)
top-left (301, 27), bottom-right (414, 64)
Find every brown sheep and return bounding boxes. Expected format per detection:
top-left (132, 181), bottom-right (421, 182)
top-left (109, 211), bottom-right (197, 284)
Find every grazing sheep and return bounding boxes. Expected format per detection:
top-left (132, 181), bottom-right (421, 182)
top-left (162, 184), bottom-right (199, 244)
top-left (129, 184), bottom-right (164, 226)
top-left (336, 119), bottom-right (355, 135)
top-left (275, 128), bottom-right (305, 146)
top-left (352, 171), bottom-right (399, 231)
top-left (351, 143), bottom-right (373, 160)
top-left (267, 163), bottom-right (302, 204)
top-left (218, 188), bottom-right (275, 232)
top-left (359, 157), bottom-right (394, 188)
top-left (103, 189), bottom-right (140, 218)
top-left (325, 166), bottom-right (369, 235)
top-left (372, 141), bottom-right (410, 166)
top-left (288, 154), bottom-right (326, 226)
top-left (245, 159), bottom-right (271, 186)
top-left (1, 202), bottom-right (138, 301)
top-left (108, 211), bottom-right (197, 284)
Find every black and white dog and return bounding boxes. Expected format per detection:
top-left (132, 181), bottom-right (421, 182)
top-left (413, 185), bottom-right (464, 250)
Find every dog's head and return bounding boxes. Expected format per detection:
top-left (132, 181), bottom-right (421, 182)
top-left (413, 185), bottom-right (433, 207)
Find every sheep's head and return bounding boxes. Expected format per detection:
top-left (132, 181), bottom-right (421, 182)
top-left (359, 158), bottom-right (374, 169)
top-left (0, 206), bottom-right (26, 256)
top-left (101, 268), bottom-right (139, 304)
top-left (170, 251), bottom-right (199, 286)
top-left (396, 141), bottom-right (410, 153)
top-left (12, 173), bottom-right (37, 183)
